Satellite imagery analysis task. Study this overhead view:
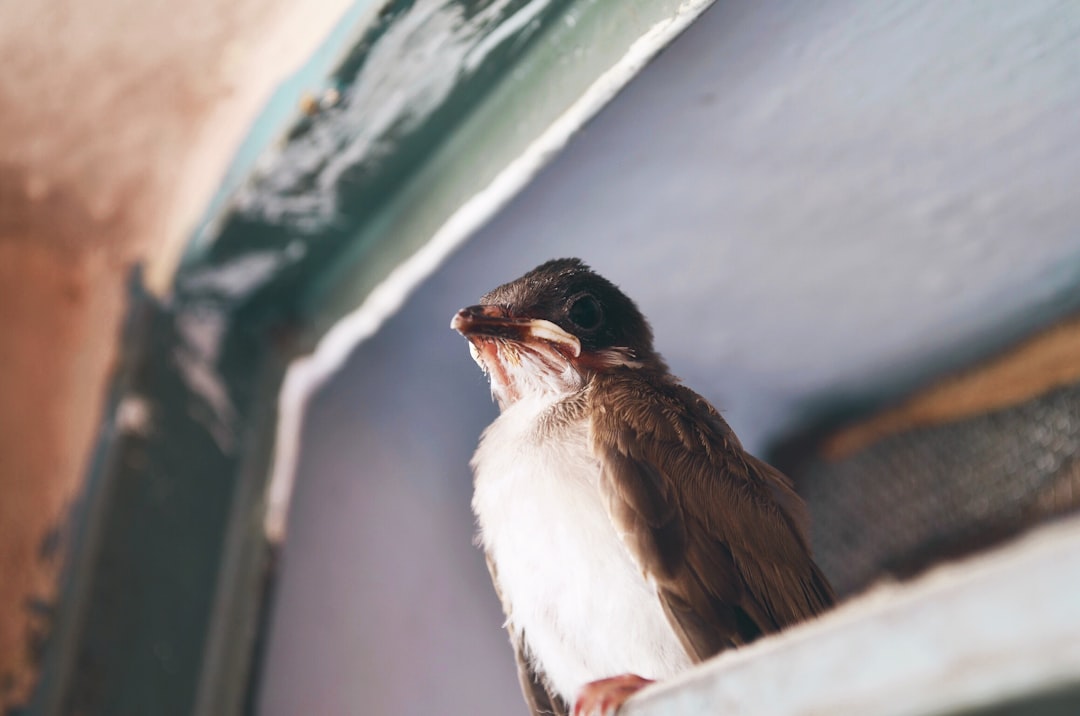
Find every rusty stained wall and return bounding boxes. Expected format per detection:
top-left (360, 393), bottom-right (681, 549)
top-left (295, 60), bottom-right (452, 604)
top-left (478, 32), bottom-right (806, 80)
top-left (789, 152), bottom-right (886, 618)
top-left (0, 0), bottom-right (353, 706)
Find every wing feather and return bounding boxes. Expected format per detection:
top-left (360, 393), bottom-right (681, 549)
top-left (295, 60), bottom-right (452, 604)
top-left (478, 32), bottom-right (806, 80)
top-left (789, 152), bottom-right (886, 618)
top-left (590, 373), bottom-right (835, 662)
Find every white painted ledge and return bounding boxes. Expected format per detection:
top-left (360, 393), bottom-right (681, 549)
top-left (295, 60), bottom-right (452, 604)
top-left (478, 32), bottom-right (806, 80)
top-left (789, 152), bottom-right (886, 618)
top-left (624, 515), bottom-right (1080, 716)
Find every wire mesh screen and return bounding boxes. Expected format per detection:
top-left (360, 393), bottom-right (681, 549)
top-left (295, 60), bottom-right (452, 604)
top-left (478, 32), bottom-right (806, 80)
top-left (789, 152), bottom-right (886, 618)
top-left (798, 381), bottom-right (1080, 597)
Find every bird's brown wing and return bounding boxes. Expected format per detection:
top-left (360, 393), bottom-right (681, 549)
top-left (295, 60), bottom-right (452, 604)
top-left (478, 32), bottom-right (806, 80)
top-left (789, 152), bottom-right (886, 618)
top-left (484, 553), bottom-right (570, 716)
top-left (589, 373), bottom-right (836, 662)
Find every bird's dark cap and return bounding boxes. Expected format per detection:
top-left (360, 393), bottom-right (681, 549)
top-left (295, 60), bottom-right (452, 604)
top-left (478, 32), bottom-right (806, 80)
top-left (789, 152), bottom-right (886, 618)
top-left (464, 258), bottom-right (664, 370)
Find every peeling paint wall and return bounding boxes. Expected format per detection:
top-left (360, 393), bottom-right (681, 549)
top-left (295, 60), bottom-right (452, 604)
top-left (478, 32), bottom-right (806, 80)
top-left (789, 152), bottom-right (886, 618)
top-left (0, 0), bottom-right (353, 705)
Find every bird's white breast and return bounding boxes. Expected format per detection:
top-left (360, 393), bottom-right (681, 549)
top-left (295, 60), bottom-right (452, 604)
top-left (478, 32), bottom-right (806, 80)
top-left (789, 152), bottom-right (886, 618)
top-left (471, 393), bottom-right (691, 704)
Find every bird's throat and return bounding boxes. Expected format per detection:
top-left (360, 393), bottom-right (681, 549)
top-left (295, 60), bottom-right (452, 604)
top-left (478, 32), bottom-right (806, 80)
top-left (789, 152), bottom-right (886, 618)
top-left (470, 338), bottom-right (584, 409)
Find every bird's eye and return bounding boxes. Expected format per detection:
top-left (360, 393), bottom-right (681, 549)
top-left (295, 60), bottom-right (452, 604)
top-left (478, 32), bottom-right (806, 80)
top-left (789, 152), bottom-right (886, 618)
top-left (567, 294), bottom-right (603, 331)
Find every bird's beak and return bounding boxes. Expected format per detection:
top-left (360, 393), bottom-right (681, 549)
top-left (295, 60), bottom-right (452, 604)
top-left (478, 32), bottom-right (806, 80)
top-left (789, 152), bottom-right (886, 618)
top-left (451, 305), bottom-right (581, 358)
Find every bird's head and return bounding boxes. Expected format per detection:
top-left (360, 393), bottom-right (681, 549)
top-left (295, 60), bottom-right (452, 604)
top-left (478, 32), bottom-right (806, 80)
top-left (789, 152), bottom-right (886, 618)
top-left (451, 258), bottom-right (665, 408)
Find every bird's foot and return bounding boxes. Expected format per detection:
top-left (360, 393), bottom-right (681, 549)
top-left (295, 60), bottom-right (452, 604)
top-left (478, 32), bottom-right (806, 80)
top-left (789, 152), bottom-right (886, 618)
top-left (572, 674), bottom-right (654, 716)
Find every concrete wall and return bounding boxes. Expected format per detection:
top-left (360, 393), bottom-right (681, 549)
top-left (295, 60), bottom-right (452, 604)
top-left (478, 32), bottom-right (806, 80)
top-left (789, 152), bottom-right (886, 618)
top-left (0, 0), bottom-right (352, 706)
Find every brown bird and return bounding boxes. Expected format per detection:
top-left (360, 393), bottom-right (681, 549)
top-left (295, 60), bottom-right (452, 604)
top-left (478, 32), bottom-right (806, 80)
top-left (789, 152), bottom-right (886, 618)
top-left (452, 258), bottom-right (834, 716)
